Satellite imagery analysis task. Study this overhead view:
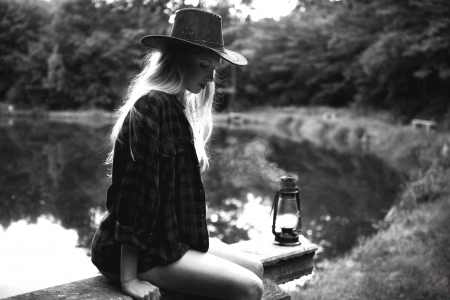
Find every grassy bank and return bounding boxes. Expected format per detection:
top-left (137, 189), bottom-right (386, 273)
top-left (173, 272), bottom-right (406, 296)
top-left (218, 107), bottom-right (450, 300)
top-left (217, 106), bottom-right (450, 173)
top-left (292, 194), bottom-right (450, 300)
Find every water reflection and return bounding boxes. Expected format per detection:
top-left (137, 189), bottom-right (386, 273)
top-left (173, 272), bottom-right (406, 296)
top-left (0, 120), bottom-right (110, 249)
top-left (0, 119), bottom-right (401, 297)
top-left (203, 127), bottom-right (402, 257)
top-left (0, 216), bottom-right (99, 298)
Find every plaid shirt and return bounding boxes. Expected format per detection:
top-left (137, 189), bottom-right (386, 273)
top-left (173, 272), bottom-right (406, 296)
top-left (91, 91), bottom-right (209, 274)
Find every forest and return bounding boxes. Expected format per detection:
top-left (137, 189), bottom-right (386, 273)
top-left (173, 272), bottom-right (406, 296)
top-left (1, 0), bottom-right (450, 122)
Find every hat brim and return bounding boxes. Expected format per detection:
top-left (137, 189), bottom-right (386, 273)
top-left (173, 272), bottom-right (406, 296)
top-left (140, 35), bottom-right (247, 66)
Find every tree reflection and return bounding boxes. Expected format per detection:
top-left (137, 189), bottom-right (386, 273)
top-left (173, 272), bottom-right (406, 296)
top-left (204, 128), bottom-right (286, 203)
top-left (203, 128), bottom-right (288, 243)
top-left (205, 127), bottom-right (402, 258)
top-left (0, 120), bottom-right (109, 248)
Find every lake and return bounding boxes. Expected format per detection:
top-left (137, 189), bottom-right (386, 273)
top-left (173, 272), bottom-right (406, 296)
top-left (0, 117), bottom-right (401, 297)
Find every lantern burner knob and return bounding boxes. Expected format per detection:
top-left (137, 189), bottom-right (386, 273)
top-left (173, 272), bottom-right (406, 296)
top-left (279, 175), bottom-right (297, 188)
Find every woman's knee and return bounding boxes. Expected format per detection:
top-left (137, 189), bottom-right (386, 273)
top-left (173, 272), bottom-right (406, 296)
top-left (244, 256), bottom-right (264, 280)
top-left (250, 277), bottom-right (264, 300)
top-left (252, 259), bottom-right (264, 279)
top-left (238, 276), bottom-right (264, 300)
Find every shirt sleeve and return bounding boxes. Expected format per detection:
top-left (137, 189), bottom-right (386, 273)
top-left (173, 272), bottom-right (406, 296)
top-left (113, 95), bottom-right (161, 250)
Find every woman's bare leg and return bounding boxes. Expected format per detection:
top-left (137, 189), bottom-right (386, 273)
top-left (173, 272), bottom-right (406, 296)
top-left (137, 249), bottom-right (263, 300)
top-left (208, 238), bottom-right (264, 280)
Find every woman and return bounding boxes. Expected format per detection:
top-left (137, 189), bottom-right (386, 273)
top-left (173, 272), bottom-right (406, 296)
top-left (91, 8), bottom-right (264, 300)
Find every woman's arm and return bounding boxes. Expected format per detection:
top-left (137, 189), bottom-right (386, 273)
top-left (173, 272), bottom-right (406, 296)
top-left (121, 244), bottom-right (140, 284)
top-left (121, 244), bottom-right (161, 300)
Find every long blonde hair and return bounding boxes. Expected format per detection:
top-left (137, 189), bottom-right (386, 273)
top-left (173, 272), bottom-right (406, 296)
top-left (106, 44), bottom-right (215, 171)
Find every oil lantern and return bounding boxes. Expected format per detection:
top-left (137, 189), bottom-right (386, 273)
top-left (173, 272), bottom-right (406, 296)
top-left (272, 176), bottom-right (302, 246)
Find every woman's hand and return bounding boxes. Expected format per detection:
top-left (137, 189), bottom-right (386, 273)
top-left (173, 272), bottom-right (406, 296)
top-left (122, 278), bottom-right (161, 300)
top-left (120, 245), bottom-right (159, 299)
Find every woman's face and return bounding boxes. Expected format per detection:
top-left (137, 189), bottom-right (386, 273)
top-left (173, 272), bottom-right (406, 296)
top-left (187, 50), bottom-right (221, 94)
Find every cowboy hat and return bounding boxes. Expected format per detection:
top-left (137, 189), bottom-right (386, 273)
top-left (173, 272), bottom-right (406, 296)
top-left (140, 8), bottom-right (247, 66)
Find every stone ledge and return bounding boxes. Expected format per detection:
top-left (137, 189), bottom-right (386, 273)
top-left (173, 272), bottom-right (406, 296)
top-left (5, 276), bottom-right (128, 300)
top-left (6, 239), bottom-right (318, 300)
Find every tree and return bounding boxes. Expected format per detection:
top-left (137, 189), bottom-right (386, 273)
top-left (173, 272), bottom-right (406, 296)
top-left (348, 0), bottom-right (450, 120)
top-left (0, 0), bottom-right (51, 107)
top-left (2, 0), bottom-right (449, 120)
top-left (227, 0), bottom-right (450, 121)
top-left (45, 0), bottom-right (173, 109)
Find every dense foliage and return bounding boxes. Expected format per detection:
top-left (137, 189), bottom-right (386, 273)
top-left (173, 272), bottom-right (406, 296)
top-left (1, 0), bottom-right (449, 121)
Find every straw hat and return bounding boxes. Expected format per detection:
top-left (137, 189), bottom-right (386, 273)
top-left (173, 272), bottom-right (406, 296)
top-left (140, 8), bottom-right (247, 66)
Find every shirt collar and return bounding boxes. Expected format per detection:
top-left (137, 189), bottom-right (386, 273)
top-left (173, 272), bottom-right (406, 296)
top-left (171, 94), bottom-right (186, 110)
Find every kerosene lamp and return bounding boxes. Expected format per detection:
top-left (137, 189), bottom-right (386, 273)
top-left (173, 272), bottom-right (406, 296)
top-left (272, 176), bottom-right (302, 246)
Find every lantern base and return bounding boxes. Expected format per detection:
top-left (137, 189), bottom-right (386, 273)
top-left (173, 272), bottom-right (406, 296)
top-left (274, 228), bottom-right (301, 246)
top-left (273, 240), bottom-right (301, 246)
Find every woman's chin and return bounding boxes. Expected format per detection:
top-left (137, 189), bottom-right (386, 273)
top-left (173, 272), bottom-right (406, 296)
top-left (187, 88), bottom-right (201, 95)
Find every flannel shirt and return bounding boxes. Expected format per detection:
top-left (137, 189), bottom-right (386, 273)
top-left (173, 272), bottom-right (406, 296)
top-left (91, 91), bottom-right (209, 274)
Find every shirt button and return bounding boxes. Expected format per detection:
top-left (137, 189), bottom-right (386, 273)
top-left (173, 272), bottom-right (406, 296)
top-left (199, 189), bottom-right (203, 194)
